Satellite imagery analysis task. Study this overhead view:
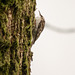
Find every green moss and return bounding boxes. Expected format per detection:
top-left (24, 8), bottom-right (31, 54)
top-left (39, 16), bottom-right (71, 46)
top-left (0, 39), bottom-right (11, 51)
top-left (11, 41), bottom-right (18, 50)
top-left (25, 16), bottom-right (30, 24)
top-left (0, 63), bottom-right (10, 75)
top-left (0, 0), bottom-right (36, 75)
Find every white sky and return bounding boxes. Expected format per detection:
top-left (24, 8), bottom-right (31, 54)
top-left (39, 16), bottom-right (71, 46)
top-left (31, 0), bottom-right (75, 75)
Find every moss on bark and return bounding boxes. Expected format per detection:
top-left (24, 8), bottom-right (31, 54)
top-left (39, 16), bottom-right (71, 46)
top-left (0, 0), bottom-right (36, 75)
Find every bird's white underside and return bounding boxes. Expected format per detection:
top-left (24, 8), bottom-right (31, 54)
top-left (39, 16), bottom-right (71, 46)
top-left (35, 17), bottom-right (41, 28)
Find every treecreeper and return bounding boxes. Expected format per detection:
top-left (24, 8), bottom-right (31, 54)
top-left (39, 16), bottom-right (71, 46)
top-left (31, 11), bottom-right (45, 46)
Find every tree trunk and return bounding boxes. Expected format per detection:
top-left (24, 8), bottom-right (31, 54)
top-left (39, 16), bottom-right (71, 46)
top-left (0, 0), bottom-right (36, 75)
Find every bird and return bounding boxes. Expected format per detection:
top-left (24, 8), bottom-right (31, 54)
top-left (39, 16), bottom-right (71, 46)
top-left (31, 11), bottom-right (45, 45)
top-left (31, 10), bottom-right (75, 47)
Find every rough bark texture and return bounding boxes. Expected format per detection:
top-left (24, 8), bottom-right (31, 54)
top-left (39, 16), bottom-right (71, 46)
top-left (0, 0), bottom-right (36, 75)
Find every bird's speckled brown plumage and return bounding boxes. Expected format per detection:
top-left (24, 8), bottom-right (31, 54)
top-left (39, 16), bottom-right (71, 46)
top-left (32, 11), bottom-right (45, 45)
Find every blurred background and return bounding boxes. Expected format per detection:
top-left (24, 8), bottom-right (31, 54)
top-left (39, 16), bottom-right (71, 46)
top-left (31, 0), bottom-right (75, 75)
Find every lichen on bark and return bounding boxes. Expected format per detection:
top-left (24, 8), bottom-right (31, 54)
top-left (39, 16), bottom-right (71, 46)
top-left (0, 0), bottom-right (36, 75)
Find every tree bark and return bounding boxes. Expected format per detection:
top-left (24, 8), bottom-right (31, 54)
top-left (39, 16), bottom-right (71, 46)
top-left (0, 0), bottom-right (36, 75)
